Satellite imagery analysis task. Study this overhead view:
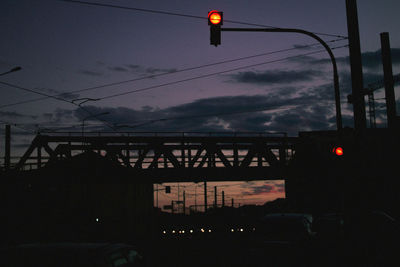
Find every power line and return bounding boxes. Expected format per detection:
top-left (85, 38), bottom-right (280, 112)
top-left (3, 45), bottom-right (348, 133)
top-left (59, 0), bottom-right (347, 38)
top-left (0, 81), bottom-right (116, 132)
top-left (0, 38), bottom-right (346, 110)
top-left (0, 120), bottom-right (37, 134)
top-left (96, 44), bottom-right (348, 101)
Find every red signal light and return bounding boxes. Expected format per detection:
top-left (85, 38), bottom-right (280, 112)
top-left (333, 147), bottom-right (344, 156)
top-left (208, 10), bottom-right (223, 25)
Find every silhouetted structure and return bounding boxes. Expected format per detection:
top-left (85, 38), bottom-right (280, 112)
top-left (2, 151), bottom-right (153, 244)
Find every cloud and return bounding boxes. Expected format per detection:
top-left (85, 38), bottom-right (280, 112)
top-left (0, 110), bottom-right (36, 119)
top-left (108, 66), bottom-right (128, 72)
top-left (70, 88), bottom-right (340, 135)
top-left (290, 48), bottom-right (400, 70)
top-left (145, 67), bottom-right (177, 74)
top-left (33, 87), bottom-right (80, 100)
top-left (79, 70), bottom-right (103, 76)
top-left (230, 69), bottom-right (322, 85)
top-left (126, 64), bottom-right (140, 70)
top-left (242, 182), bottom-right (285, 195)
top-left (293, 44), bottom-right (316, 50)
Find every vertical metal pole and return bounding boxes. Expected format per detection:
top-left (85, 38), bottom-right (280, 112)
top-left (178, 183), bottom-right (180, 202)
top-left (5, 125), bottom-right (10, 170)
top-left (183, 191), bottom-right (186, 215)
top-left (233, 144), bottom-right (239, 167)
top-left (214, 186), bottom-right (217, 208)
top-left (231, 198), bottom-right (234, 207)
top-left (222, 191), bottom-right (225, 207)
top-left (195, 185), bottom-right (197, 212)
top-left (156, 184), bottom-right (159, 209)
top-left (37, 146), bottom-right (42, 169)
top-left (204, 181), bottom-right (208, 212)
top-left (346, 0), bottom-right (367, 131)
top-left (380, 32), bottom-right (397, 129)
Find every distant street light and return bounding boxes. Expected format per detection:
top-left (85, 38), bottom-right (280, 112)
top-left (81, 112), bottom-right (110, 136)
top-left (0, 66), bottom-right (22, 76)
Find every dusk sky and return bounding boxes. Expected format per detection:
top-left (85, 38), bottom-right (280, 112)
top-left (1, 0), bottom-right (400, 209)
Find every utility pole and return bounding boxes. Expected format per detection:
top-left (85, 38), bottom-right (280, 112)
top-left (183, 191), bottom-right (186, 215)
top-left (380, 32), bottom-right (397, 129)
top-left (5, 125), bottom-right (10, 171)
top-left (194, 185), bottom-right (197, 212)
top-left (346, 0), bottom-right (367, 132)
top-left (204, 181), bottom-right (208, 212)
top-left (214, 186), bottom-right (217, 209)
top-left (156, 184), bottom-right (159, 209)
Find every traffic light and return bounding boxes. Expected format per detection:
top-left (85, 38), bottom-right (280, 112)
top-left (208, 10), bottom-right (223, 46)
top-left (332, 146), bottom-right (344, 156)
top-left (165, 186), bottom-right (171, 194)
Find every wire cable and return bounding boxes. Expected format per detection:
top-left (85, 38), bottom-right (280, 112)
top-left (0, 81), bottom-right (116, 132)
top-left (96, 44), bottom-right (348, 101)
top-left (5, 45), bottom-right (347, 133)
top-left (0, 38), bottom-right (346, 110)
top-left (59, 0), bottom-right (347, 38)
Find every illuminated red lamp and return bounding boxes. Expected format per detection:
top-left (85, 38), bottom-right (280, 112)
top-left (332, 146), bottom-right (344, 156)
top-left (208, 10), bottom-right (223, 25)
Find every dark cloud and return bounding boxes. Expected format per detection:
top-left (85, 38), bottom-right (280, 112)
top-left (127, 64), bottom-right (140, 70)
top-left (108, 66), bottom-right (128, 72)
top-left (0, 111), bottom-right (36, 119)
top-left (293, 44), bottom-right (316, 50)
top-left (290, 48), bottom-right (400, 70)
top-left (231, 69), bottom-right (322, 85)
top-left (33, 87), bottom-right (80, 100)
top-left (145, 67), bottom-right (177, 74)
top-left (242, 182), bottom-right (284, 195)
top-left (57, 92), bottom-right (81, 100)
top-left (79, 70), bottom-right (103, 76)
top-left (72, 88), bottom-right (339, 135)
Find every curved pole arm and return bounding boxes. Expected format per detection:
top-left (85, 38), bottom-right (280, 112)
top-left (221, 28), bottom-right (342, 130)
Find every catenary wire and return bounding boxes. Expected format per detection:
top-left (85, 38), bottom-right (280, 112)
top-left (0, 81), bottom-right (116, 131)
top-left (0, 45), bottom-right (347, 132)
top-left (95, 44), bottom-right (348, 101)
top-left (8, 45), bottom-right (348, 133)
top-left (0, 38), bottom-right (346, 110)
top-left (59, 0), bottom-right (347, 38)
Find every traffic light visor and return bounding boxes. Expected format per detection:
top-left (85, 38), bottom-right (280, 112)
top-left (208, 10), bottom-right (222, 25)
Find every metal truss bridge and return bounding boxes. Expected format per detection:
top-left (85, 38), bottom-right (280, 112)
top-left (15, 132), bottom-right (298, 183)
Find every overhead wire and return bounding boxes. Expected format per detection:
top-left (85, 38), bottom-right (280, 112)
top-left (0, 81), bottom-right (116, 132)
top-left (0, 38), bottom-right (346, 110)
top-left (4, 44), bottom-right (348, 133)
top-left (59, 0), bottom-right (347, 38)
top-left (95, 44), bottom-right (349, 101)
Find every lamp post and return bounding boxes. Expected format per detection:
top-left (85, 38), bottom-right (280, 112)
top-left (0, 66), bottom-right (21, 77)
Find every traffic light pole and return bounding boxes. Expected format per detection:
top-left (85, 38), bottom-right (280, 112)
top-left (221, 27), bottom-right (343, 131)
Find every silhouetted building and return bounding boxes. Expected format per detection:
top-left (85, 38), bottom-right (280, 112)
top-left (2, 151), bottom-right (153, 244)
top-left (286, 129), bottom-right (400, 219)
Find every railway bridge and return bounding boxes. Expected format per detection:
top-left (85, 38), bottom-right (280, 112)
top-left (15, 132), bottom-right (298, 183)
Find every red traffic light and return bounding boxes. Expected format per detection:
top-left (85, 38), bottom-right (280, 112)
top-left (332, 147), bottom-right (344, 156)
top-left (208, 10), bottom-right (223, 25)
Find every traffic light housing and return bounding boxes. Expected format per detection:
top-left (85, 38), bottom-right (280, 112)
top-left (165, 186), bottom-right (171, 194)
top-left (208, 10), bottom-right (223, 46)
